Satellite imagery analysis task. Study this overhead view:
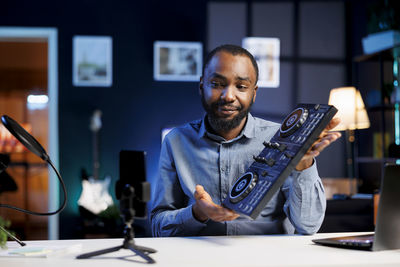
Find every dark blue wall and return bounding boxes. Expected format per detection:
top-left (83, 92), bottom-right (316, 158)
top-left (57, 1), bottom-right (207, 238)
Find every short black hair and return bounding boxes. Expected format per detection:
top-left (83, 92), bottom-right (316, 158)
top-left (202, 44), bottom-right (259, 84)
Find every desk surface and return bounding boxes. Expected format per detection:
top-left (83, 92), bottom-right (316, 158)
top-left (1, 232), bottom-right (400, 266)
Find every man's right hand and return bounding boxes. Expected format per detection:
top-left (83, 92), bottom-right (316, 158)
top-left (192, 185), bottom-right (239, 222)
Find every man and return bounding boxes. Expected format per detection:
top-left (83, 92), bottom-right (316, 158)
top-left (151, 44), bottom-right (341, 236)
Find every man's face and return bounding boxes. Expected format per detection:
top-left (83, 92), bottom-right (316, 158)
top-left (200, 51), bottom-right (258, 133)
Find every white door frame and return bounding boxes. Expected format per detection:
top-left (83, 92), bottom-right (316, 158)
top-left (0, 27), bottom-right (59, 240)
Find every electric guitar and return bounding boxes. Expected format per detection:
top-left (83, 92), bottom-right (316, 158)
top-left (78, 110), bottom-right (113, 215)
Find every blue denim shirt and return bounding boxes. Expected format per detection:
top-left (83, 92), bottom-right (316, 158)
top-left (151, 113), bottom-right (326, 236)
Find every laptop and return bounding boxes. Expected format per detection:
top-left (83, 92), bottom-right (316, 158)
top-left (313, 164), bottom-right (400, 251)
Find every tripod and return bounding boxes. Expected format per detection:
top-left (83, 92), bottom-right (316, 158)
top-left (76, 185), bottom-right (157, 263)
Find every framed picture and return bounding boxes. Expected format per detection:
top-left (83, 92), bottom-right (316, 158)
top-left (73, 36), bottom-right (113, 87)
top-left (242, 37), bottom-right (280, 88)
top-left (154, 41), bottom-right (202, 81)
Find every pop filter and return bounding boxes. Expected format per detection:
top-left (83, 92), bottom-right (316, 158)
top-left (0, 114), bottom-right (67, 247)
top-left (1, 115), bottom-right (49, 161)
top-left (0, 114), bottom-right (67, 216)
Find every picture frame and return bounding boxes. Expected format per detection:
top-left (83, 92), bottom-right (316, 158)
top-left (73, 36), bottom-right (113, 87)
top-left (154, 41), bottom-right (202, 81)
top-left (242, 37), bottom-right (280, 88)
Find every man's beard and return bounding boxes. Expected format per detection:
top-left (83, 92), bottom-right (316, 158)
top-left (201, 95), bottom-right (253, 133)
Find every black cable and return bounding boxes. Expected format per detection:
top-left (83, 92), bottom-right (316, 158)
top-left (0, 158), bottom-right (67, 216)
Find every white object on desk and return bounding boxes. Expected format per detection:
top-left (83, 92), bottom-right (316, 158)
top-left (0, 243), bottom-right (82, 258)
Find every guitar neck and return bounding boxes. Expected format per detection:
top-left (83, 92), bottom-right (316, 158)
top-left (90, 109), bottom-right (102, 180)
top-left (93, 131), bottom-right (100, 180)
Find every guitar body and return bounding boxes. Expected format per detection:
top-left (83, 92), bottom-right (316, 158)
top-left (78, 175), bottom-right (113, 215)
top-left (78, 110), bottom-right (114, 216)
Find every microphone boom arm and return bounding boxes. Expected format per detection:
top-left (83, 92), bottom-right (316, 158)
top-left (0, 115), bottom-right (67, 215)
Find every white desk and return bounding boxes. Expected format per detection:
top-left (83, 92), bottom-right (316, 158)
top-left (1, 233), bottom-right (400, 266)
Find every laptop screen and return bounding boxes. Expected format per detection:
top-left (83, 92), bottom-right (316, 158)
top-left (373, 164), bottom-right (400, 251)
top-left (313, 164), bottom-right (400, 251)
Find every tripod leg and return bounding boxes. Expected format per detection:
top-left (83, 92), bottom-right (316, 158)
top-left (76, 245), bottom-right (123, 259)
top-left (127, 244), bottom-right (156, 264)
top-left (134, 244), bottom-right (157, 254)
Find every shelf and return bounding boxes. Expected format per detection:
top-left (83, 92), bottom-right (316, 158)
top-left (356, 157), bottom-right (399, 164)
top-left (367, 104), bottom-right (398, 112)
top-left (353, 43), bottom-right (400, 62)
top-left (9, 162), bottom-right (47, 168)
top-left (353, 39), bottom-right (400, 193)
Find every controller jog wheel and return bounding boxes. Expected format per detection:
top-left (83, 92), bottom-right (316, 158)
top-left (280, 107), bottom-right (309, 137)
top-left (229, 172), bottom-right (258, 204)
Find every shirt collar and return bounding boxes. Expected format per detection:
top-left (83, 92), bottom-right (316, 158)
top-left (197, 113), bottom-right (256, 142)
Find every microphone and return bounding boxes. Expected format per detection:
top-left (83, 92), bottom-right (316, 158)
top-left (0, 115), bottom-right (68, 245)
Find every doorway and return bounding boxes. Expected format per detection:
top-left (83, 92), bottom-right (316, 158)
top-left (0, 27), bottom-right (58, 240)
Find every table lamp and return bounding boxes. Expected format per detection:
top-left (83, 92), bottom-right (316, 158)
top-left (328, 86), bottom-right (370, 195)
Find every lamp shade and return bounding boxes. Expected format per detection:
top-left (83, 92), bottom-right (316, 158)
top-left (328, 87), bottom-right (370, 131)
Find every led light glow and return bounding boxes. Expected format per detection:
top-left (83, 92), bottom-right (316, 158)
top-left (27, 95), bottom-right (49, 104)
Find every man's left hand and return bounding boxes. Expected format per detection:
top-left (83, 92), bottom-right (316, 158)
top-left (295, 117), bottom-right (342, 171)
